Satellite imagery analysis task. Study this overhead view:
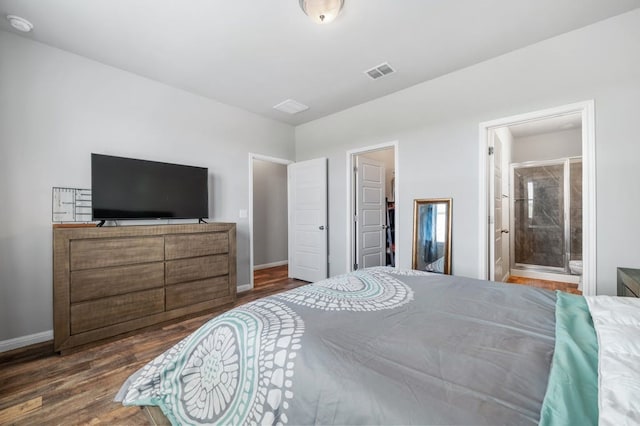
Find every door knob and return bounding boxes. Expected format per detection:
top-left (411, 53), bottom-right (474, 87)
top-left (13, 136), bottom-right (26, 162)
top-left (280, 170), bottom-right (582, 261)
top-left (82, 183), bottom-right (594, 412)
top-left (319, 225), bottom-right (325, 230)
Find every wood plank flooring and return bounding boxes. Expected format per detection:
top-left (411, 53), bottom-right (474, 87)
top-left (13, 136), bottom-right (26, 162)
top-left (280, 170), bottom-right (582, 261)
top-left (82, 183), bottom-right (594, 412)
top-left (0, 267), bottom-right (578, 424)
top-left (253, 264), bottom-right (291, 288)
top-left (0, 276), bottom-right (307, 425)
top-left (507, 275), bottom-right (582, 295)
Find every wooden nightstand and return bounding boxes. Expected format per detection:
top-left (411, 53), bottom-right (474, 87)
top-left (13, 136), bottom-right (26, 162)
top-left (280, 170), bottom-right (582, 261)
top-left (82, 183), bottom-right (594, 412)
top-left (618, 267), bottom-right (640, 297)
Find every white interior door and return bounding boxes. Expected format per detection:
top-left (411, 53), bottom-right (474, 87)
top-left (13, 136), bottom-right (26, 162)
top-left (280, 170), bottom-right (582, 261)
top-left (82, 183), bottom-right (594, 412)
top-left (356, 156), bottom-right (385, 269)
top-left (500, 146), bottom-right (510, 282)
top-left (492, 136), bottom-right (504, 282)
top-left (288, 158), bottom-right (328, 282)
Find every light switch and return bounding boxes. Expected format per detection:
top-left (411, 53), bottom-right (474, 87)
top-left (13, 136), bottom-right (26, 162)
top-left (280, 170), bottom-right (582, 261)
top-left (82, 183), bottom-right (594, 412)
top-left (239, 209), bottom-right (248, 218)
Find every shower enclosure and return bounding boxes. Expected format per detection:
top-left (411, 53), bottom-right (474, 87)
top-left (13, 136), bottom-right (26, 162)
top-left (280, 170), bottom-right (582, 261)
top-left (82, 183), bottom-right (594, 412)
top-left (510, 158), bottom-right (582, 274)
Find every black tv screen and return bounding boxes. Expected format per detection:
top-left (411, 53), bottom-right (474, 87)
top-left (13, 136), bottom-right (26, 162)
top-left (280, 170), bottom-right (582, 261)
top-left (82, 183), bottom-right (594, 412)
top-left (91, 154), bottom-right (208, 220)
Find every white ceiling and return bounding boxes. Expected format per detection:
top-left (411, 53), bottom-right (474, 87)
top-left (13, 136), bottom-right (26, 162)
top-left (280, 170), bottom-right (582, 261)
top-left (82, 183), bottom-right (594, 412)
top-left (1, 0), bottom-right (639, 125)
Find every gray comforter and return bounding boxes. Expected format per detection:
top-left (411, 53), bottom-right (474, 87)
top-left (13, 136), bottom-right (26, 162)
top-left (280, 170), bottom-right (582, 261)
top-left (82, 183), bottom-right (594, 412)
top-left (116, 267), bottom-right (557, 425)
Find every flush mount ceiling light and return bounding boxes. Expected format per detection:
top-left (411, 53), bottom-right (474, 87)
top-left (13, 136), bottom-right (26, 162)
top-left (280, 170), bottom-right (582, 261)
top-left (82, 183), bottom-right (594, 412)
top-left (6, 15), bottom-right (33, 32)
top-left (299, 0), bottom-right (344, 24)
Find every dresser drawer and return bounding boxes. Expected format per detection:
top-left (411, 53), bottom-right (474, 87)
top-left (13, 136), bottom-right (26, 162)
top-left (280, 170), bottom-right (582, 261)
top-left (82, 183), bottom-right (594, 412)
top-left (165, 232), bottom-right (229, 260)
top-left (70, 288), bottom-right (165, 334)
top-left (166, 276), bottom-right (229, 310)
top-left (165, 254), bottom-right (229, 285)
top-left (70, 237), bottom-right (164, 270)
top-left (70, 263), bottom-right (164, 303)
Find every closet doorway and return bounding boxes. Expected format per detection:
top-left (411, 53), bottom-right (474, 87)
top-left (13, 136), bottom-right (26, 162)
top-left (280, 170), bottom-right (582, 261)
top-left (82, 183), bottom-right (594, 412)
top-left (346, 141), bottom-right (398, 272)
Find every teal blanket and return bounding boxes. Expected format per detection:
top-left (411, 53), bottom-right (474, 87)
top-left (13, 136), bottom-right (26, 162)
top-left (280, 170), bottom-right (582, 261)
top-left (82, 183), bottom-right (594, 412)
top-left (539, 291), bottom-right (599, 426)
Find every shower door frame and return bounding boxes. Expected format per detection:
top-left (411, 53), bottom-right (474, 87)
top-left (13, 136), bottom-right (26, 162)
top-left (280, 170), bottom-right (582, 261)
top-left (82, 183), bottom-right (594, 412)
top-left (509, 159), bottom-right (571, 274)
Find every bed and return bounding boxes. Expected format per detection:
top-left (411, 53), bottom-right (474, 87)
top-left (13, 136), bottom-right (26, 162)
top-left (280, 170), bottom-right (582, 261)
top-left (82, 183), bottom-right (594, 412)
top-left (116, 267), bottom-right (640, 425)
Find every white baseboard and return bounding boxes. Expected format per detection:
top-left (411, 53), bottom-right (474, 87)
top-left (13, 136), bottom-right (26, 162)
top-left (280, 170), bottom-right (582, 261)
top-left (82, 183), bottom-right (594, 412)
top-left (237, 283), bottom-right (252, 293)
top-left (510, 269), bottom-right (580, 284)
top-left (253, 260), bottom-right (288, 271)
top-left (0, 330), bottom-right (53, 353)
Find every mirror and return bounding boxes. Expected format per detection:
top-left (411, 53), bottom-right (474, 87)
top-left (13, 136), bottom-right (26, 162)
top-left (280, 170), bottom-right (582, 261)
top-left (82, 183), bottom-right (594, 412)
top-left (412, 198), bottom-right (452, 274)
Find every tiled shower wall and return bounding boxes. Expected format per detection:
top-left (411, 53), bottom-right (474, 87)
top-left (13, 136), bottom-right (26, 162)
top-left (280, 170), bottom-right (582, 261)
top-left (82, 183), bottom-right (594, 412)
top-left (570, 161), bottom-right (583, 261)
top-left (513, 159), bottom-right (582, 270)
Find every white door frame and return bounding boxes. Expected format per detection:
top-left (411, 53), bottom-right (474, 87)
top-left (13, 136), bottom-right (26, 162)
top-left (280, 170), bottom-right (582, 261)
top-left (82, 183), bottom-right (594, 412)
top-left (346, 140), bottom-right (399, 272)
top-left (478, 100), bottom-right (596, 295)
top-left (247, 153), bottom-right (293, 292)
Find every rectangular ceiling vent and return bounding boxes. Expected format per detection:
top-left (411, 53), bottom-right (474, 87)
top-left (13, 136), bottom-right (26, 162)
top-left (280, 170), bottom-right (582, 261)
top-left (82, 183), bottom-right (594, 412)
top-left (273, 99), bottom-right (309, 114)
top-left (365, 62), bottom-right (396, 80)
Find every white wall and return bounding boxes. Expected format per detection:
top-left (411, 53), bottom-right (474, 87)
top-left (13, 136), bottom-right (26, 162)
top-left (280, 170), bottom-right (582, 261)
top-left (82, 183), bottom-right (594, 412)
top-left (512, 128), bottom-right (582, 163)
top-left (0, 32), bottom-right (295, 345)
top-left (252, 159), bottom-right (288, 267)
top-left (295, 9), bottom-right (640, 295)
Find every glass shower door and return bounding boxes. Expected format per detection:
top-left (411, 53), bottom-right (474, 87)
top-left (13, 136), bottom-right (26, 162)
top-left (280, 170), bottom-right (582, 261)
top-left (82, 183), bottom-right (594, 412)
top-left (511, 162), bottom-right (566, 271)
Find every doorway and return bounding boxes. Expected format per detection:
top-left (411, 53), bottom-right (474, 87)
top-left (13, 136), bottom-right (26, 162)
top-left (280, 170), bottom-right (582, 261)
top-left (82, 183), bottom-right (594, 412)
top-left (248, 154), bottom-right (292, 291)
top-left (478, 101), bottom-right (596, 295)
top-left (346, 141), bottom-right (398, 272)
top-left (248, 154), bottom-right (328, 291)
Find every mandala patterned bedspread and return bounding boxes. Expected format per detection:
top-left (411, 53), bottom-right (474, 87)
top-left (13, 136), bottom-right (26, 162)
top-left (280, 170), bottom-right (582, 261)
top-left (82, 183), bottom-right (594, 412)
top-left (116, 267), bottom-right (602, 425)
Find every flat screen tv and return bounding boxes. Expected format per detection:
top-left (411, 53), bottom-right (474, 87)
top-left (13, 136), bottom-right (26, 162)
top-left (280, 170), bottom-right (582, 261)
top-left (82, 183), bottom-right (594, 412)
top-left (91, 154), bottom-right (209, 220)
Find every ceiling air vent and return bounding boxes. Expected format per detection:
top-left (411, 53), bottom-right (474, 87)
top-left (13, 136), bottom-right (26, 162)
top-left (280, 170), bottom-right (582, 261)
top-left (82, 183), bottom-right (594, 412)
top-left (365, 62), bottom-right (396, 80)
top-left (273, 99), bottom-right (309, 114)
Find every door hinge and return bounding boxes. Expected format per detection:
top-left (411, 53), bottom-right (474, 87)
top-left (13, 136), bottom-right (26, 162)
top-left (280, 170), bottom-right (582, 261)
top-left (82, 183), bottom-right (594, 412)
top-left (488, 146), bottom-right (494, 155)
top-left (353, 166), bottom-right (358, 173)
top-left (354, 263), bottom-right (359, 270)
top-left (353, 214), bottom-right (358, 222)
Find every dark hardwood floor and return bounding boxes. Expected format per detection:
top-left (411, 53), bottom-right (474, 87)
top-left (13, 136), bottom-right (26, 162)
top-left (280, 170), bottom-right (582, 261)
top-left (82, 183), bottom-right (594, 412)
top-left (0, 267), bottom-right (578, 424)
top-left (253, 264), bottom-right (291, 288)
top-left (0, 276), bottom-right (307, 425)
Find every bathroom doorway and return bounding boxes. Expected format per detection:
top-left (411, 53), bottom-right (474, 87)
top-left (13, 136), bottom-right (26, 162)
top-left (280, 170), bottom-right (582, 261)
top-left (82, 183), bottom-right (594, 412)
top-left (479, 101), bottom-right (596, 295)
top-left (500, 115), bottom-right (582, 285)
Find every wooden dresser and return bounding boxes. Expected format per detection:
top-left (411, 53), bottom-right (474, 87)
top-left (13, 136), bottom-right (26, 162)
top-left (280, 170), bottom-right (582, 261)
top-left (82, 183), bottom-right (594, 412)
top-left (53, 223), bottom-right (236, 353)
top-left (618, 267), bottom-right (640, 298)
